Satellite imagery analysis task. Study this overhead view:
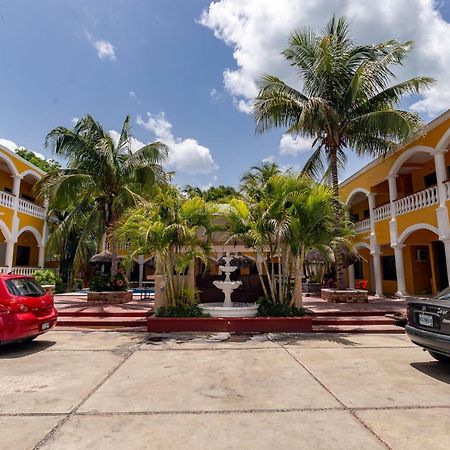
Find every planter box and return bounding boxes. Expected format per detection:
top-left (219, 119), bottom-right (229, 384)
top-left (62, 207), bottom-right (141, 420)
top-left (147, 316), bottom-right (313, 333)
top-left (87, 290), bottom-right (133, 304)
top-left (41, 284), bottom-right (55, 297)
top-left (321, 288), bottom-right (368, 303)
top-left (304, 282), bottom-right (322, 295)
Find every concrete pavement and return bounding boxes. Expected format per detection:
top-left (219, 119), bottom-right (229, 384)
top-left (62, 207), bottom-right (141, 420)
top-left (1, 331), bottom-right (449, 449)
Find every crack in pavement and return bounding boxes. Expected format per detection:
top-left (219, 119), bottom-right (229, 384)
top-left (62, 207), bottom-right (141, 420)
top-left (32, 347), bottom-right (137, 450)
top-left (276, 340), bottom-right (393, 450)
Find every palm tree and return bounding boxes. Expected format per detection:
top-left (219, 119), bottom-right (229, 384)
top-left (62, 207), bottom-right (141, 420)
top-left (253, 15), bottom-right (435, 288)
top-left (118, 186), bottom-right (218, 306)
top-left (38, 114), bottom-right (168, 276)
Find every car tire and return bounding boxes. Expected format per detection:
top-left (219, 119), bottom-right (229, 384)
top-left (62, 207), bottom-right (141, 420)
top-left (429, 351), bottom-right (450, 363)
top-left (22, 336), bottom-right (37, 343)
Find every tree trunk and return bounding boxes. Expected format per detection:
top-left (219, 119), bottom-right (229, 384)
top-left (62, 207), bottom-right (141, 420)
top-left (293, 253), bottom-right (305, 307)
top-left (329, 146), bottom-right (346, 290)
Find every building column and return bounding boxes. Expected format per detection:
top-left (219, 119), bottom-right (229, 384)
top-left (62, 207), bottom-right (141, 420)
top-left (5, 239), bottom-right (15, 271)
top-left (348, 264), bottom-right (355, 289)
top-left (392, 244), bottom-right (407, 297)
top-left (138, 255), bottom-right (144, 287)
top-left (434, 149), bottom-right (450, 246)
top-left (372, 246), bottom-right (384, 298)
top-left (38, 244), bottom-right (45, 268)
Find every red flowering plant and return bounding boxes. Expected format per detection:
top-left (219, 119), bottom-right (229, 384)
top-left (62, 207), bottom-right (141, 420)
top-left (89, 268), bottom-right (129, 292)
top-left (109, 268), bottom-right (129, 292)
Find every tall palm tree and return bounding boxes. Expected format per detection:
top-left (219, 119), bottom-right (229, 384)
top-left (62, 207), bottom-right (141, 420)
top-left (38, 114), bottom-right (168, 276)
top-left (118, 185), bottom-right (217, 306)
top-left (253, 16), bottom-right (435, 288)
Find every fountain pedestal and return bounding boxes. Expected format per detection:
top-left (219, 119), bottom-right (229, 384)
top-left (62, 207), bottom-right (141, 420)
top-left (199, 253), bottom-right (258, 317)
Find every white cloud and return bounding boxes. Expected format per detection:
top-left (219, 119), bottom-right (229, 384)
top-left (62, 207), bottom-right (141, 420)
top-left (86, 31), bottom-right (116, 61)
top-left (0, 138), bottom-right (45, 159)
top-left (199, 0), bottom-right (450, 117)
top-left (108, 130), bottom-right (147, 153)
top-left (0, 138), bottom-right (18, 151)
top-left (279, 134), bottom-right (314, 156)
top-left (71, 117), bottom-right (79, 125)
top-left (137, 112), bottom-right (218, 174)
top-left (129, 91), bottom-right (136, 98)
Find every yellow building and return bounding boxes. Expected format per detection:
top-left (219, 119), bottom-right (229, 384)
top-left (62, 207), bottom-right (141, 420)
top-left (342, 109), bottom-right (450, 297)
top-left (0, 143), bottom-right (51, 274)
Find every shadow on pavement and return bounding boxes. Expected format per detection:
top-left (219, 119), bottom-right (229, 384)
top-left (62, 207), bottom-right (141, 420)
top-left (410, 361), bottom-right (450, 384)
top-left (0, 340), bottom-right (56, 359)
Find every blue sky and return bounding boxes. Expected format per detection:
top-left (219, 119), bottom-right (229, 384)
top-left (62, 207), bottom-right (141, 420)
top-left (1, 0), bottom-right (450, 188)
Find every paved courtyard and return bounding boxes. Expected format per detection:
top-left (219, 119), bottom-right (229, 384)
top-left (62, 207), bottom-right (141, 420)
top-left (1, 331), bottom-right (449, 450)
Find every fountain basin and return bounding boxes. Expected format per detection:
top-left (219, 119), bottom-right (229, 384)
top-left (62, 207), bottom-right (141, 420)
top-left (199, 302), bottom-right (258, 317)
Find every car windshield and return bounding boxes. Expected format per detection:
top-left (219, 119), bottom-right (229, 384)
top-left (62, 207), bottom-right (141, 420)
top-left (5, 278), bottom-right (45, 297)
top-left (434, 287), bottom-right (450, 301)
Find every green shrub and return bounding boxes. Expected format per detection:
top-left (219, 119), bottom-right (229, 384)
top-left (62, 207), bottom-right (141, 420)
top-left (155, 304), bottom-right (210, 318)
top-left (55, 275), bottom-right (64, 294)
top-left (89, 270), bottom-right (129, 292)
top-left (33, 269), bottom-right (57, 286)
top-left (257, 297), bottom-right (306, 317)
top-left (74, 278), bottom-right (84, 290)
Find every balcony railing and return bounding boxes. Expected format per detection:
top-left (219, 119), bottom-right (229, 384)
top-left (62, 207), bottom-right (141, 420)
top-left (0, 267), bottom-right (59, 276)
top-left (394, 186), bottom-right (438, 216)
top-left (355, 218), bottom-right (370, 233)
top-left (373, 203), bottom-right (390, 222)
top-left (0, 191), bottom-right (46, 219)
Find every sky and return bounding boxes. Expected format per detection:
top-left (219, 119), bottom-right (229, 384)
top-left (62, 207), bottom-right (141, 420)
top-left (1, 0), bottom-right (450, 189)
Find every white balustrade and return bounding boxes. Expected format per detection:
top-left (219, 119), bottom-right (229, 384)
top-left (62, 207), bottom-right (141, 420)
top-left (0, 190), bottom-right (46, 219)
top-left (394, 186), bottom-right (438, 216)
top-left (0, 191), bottom-right (15, 209)
top-left (355, 218), bottom-right (370, 233)
top-left (0, 266), bottom-right (59, 276)
top-left (18, 198), bottom-right (46, 219)
top-left (445, 181), bottom-right (450, 201)
top-left (373, 203), bottom-right (391, 222)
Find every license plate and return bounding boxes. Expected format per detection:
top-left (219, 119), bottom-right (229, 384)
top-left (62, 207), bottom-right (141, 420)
top-left (41, 322), bottom-right (50, 330)
top-left (419, 313), bottom-right (433, 327)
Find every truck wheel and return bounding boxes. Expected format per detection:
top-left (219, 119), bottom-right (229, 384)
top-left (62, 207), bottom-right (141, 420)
top-left (429, 351), bottom-right (450, 363)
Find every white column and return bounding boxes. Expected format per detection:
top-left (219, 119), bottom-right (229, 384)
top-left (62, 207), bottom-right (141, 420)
top-left (434, 149), bottom-right (448, 207)
top-left (38, 244), bottom-right (45, 268)
top-left (348, 264), bottom-right (355, 289)
top-left (367, 192), bottom-right (377, 234)
top-left (5, 239), bottom-right (15, 271)
top-left (393, 244), bottom-right (407, 297)
top-left (372, 246), bottom-right (384, 298)
top-left (138, 255), bottom-right (144, 287)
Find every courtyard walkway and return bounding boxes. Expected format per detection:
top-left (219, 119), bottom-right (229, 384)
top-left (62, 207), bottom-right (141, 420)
top-left (1, 330), bottom-right (449, 449)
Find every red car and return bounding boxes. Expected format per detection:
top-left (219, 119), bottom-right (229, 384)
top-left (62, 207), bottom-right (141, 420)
top-left (0, 274), bottom-right (57, 345)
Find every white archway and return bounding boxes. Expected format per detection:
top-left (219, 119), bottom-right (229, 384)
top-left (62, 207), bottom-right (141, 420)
top-left (0, 145), bottom-right (20, 177)
top-left (19, 169), bottom-right (42, 180)
top-left (388, 145), bottom-right (436, 178)
top-left (398, 223), bottom-right (439, 245)
top-left (0, 220), bottom-right (11, 241)
top-left (355, 241), bottom-right (371, 251)
top-left (436, 126), bottom-right (450, 150)
top-left (345, 187), bottom-right (370, 206)
top-left (16, 225), bottom-right (43, 245)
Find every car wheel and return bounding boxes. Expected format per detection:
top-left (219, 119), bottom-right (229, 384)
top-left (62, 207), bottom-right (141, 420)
top-left (429, 351), bottom-right (450, 363)
top-left (22, 336), bottom-right (37, 343)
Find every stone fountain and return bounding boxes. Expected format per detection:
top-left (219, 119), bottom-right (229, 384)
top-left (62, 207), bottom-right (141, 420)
top-left (199, 253), bottom-right (258, 317)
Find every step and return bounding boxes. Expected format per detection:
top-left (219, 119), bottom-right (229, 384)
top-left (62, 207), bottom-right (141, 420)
top-left (308, 310), bottom-right (403, 317)
top-left (313, 324), bottom-right (405, 334)
top-left (312, 316), bottom-right (396, 326)
top-left (57, 310), bottom-right (152, 318)
top-left (56, 317), bottom-right (147, 328)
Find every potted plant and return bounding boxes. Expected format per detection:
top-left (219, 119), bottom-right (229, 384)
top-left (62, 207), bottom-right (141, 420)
top-left (87, 269), bottom-right (132, 304)
top-left (304, 273), bottom-right (323, 295)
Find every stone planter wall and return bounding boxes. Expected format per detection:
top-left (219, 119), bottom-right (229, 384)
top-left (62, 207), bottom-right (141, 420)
top-left (87, 290), bottom-right (133, 304)
top-left (304, 282), bottom-right (322, 295)
top-left (41, 285), bottom-right (55, 297)
top-left (321, 288), bottom-right (368, 303)
top-left (148, 316), bottom-right (313, 333)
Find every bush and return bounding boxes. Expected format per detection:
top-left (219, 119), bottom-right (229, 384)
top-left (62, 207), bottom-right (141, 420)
top-left (73, 278), bottom-right (84, 290)
top-left (155, 304), bottom-right (210, 318)
top-left (257, 297), bottom-right (306, 317)
top-left (89, 270), bottom-right (129, 292)
top-left (33, 269), bottom-right (57, 286)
